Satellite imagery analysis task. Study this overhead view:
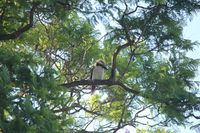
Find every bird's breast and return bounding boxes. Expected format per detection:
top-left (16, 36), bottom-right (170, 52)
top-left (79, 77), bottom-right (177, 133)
top-left (92, 66), bottom-right (104, 80)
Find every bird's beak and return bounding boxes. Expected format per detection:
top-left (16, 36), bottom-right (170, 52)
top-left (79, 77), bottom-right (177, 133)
top-left (104, 66), bottom-right (108, 70)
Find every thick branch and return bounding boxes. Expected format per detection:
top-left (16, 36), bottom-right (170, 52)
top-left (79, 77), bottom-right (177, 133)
top-left (109, 42), bottom-right (133, 80)
top-left (60, 79), bottom-right (139, 95)
top-left (124, 5), bottom-right (153, 16)
top-left (0, 2), bottom-right (40, 41)
top-left (185, 113), bottom-right (200, 119)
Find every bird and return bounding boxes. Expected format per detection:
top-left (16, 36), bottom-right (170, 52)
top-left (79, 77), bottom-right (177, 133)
top-left (91, 59), bottom-right (108, 94)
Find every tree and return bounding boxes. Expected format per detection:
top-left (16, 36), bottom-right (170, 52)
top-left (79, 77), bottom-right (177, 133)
top-left (0, 0), bottom-right (200, 133)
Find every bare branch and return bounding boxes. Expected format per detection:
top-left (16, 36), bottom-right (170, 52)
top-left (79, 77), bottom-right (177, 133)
top-left (60, 79), bottom-right (139, 95)
top-left (185, 113), bottom-right (200, 119)
top-left (124, 5), bottom-right (153, 16)
top-left (109, 41), bottom-right (134, 80)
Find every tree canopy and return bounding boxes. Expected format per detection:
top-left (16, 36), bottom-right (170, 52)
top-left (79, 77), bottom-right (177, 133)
top-left (0, 0), bottom-right (200, 132)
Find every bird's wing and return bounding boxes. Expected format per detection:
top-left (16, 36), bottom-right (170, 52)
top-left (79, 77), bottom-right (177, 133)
top-left (90, 65), bottom-right (95, 80)
top-left (101, 65), bottom-right (108, 70)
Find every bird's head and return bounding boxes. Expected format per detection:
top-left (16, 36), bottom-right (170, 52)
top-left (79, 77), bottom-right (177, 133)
top-left (96, 59), bottom-right (108, 70)
top-left (96, 59), bottom-right (105, 65)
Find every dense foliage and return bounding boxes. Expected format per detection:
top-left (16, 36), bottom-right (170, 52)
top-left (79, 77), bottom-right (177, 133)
top-left (0, 0), bottom-right (200, 132)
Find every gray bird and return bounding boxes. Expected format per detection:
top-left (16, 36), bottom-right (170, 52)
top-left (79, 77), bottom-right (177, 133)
top-left (91, 59), bottom-right (108, 94)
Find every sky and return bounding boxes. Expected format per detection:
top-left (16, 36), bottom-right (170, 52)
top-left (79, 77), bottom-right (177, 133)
top-left (184, 14), bottom-right (200, 80)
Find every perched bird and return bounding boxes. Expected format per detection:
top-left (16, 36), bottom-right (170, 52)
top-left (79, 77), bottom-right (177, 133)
top-left (91, 59), bottom-right (107, 94)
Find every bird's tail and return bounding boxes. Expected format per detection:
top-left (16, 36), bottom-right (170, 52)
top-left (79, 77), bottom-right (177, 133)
top-left (91, 85), bottom-right (95, 94)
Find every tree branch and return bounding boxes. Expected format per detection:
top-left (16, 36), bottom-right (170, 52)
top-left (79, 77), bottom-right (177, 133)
top-left (124, 5), bottom-right (153, 16)
top-left (0, 2), bottom-right (40, 41)
top-left (109, 41), bottom-right (134, 80)
top-left (185, 113), bottom-right (200, 119)
top-left (60, 79), bottom-right (139, 95)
